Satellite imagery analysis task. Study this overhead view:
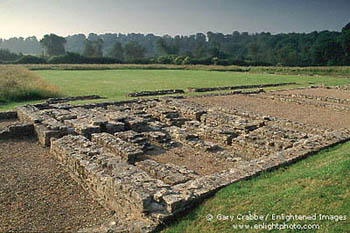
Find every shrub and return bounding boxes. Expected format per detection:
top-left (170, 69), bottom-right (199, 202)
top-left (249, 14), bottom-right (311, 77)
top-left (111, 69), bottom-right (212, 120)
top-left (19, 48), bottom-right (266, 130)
top-left (157, 56), bottom-right (173, 64)
top-left (48, 53), bottom-right (123, 64)
top-left (182, 56), bottom-right (192, 65)
top-left (15, 55), bottom-right (47, 64)
top-left (174, 56), bottom-right (185, 65)
top-left (48, 52), bottom-right (85, 64)
top-left (0, 49), bottom-right (21, 62)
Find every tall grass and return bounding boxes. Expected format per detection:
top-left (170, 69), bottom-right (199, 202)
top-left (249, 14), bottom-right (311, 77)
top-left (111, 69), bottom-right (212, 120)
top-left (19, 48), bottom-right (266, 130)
top-left (0, 66), bottom-right (60, 103)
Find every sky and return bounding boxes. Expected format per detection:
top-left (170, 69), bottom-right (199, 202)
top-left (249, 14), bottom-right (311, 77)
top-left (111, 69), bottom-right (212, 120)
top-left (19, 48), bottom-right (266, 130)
top-left (0, 0), bottom-right (350, 39)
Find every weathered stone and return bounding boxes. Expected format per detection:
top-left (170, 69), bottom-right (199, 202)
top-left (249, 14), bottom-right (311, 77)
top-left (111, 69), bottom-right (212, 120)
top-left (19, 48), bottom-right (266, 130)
top-left (127, 89), bottom-right (185, 97)
top-left (189, 82), bottom-right (296, 93)
top-left (65, 119), bottom-right (102, 138)
top-left (92, 133), bottom-right (144, 162)
top-left (0, 111), bottom-right (17, 120)
top-left (50, 135), bottom-right (171, 217)
top-left (145, 131), bottom-right (170, 143)
top-left (124, 117), bottom-right (150, 132)
top-left (136, 159), bottom-right (199, 185)
top-left (0, 124), bottom-right (34, 139)
top-left (115, 130), bottom-right (151, 151)
top-left (46, 95), bottom-right (104, 104)
top-left (105, 121), bottom-right (126, 134)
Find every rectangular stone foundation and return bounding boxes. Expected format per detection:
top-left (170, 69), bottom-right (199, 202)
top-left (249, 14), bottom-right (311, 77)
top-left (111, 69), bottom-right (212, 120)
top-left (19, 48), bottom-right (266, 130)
top-left (11, 87), bottom-right (350, 232)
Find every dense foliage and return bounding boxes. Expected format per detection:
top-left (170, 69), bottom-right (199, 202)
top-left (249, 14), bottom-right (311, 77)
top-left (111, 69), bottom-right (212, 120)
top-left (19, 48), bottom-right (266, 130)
top-left (1, 23), bottom-right (350, 66)
top-left (40, 34), bottom-right (66, 57)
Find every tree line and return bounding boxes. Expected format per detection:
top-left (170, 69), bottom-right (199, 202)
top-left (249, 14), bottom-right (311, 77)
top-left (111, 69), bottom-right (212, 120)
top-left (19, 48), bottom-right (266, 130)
top-left (1, 22), bottom-right (350, 66)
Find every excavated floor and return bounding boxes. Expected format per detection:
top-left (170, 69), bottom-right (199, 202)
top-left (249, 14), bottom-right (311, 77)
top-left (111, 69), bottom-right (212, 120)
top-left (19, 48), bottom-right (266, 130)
top-left (280, 87), bottom-right (350, 99)
top-left (2, 85), bottom-right (350, 232)
top-left (188, 89), bottom-right (350, 130)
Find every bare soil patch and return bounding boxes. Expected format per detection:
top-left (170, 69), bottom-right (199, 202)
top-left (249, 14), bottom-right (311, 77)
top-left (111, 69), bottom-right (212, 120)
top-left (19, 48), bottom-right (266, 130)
top-left (187, 94), bottom-right (350, 130)
top-left (146, 145), bottom-right (235, 176)
top-left (0, 137), bottom-right (112, 233)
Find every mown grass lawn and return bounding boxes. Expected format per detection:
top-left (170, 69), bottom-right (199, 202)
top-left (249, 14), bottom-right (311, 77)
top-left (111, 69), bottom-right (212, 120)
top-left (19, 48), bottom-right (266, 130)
top-left (1, 69), bottom-right (350, 111)
top-left (161, 142), bottom-right (350, 233)
top-left (35, 70), bottom-right (349, 97)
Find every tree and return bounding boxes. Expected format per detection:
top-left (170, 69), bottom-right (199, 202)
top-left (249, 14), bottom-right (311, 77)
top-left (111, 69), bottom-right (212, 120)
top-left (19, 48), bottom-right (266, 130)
top-left (341, 22), bottom-right (350, 64)
top-left (108, 42), bottom-right (124, 60)
top-left (65, 34), bottom-right (86, 54)
top-left (40, 34), bottom-right (66, 56)
top-left (248, 42), bottom-right (260, 62)
top-left (124, 41), bottom-right (145, 61)
top-left (275, 45), bottom-right (300, 66)
top-left (83, 39), bottom-right (103, 57)
top-left (0, 49), bottom-right (20, 61)
top-left (156, 38), bottom-right (179, 55)
top-left (311, 31), bottom-right (343, 65)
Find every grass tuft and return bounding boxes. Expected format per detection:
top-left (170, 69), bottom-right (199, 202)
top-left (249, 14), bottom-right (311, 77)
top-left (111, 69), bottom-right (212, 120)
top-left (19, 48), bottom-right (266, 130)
top-left (0, 65), bottom-right (60, 104)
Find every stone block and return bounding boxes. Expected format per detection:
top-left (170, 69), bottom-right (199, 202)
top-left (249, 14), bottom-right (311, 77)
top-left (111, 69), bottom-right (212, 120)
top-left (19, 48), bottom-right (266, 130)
top-left (136, 159), bottom-right (199, 185)
top-left (92, 133), bottom-right (144, 162)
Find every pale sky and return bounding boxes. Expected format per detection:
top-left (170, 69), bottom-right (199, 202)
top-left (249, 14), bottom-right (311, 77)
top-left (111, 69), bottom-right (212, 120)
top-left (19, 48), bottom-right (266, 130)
top-left (1, 0), bottom-right (349, 39)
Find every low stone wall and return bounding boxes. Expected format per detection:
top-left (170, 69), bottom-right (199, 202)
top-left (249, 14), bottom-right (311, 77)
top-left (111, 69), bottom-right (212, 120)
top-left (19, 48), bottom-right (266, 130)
top-left (127, 89), bottom-right (185, 97)
top-left (50, 135), bottom-right (163, 232)
top-left (46, 95), bottom-right (104, 104)
top-left (262, 93), bottom-right (350, 113)
top-left (187, 82), bottom-right (296, 93)
top-left (324, 84), bottom-right (350, 91)
top-left (192, 89), bottom-right (265, 98)
top-left (55, 130), bottom-right (350, 233)
top-left (0, 111), bottom-right (17, 120)
top-left (274, 92), bottom-right (350, 105)
top-left (0, 124), bottom-right (34, 139)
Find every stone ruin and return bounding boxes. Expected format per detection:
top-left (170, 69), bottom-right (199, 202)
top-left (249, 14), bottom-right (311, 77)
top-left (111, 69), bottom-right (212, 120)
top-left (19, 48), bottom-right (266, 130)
top-left (1, 86), bottom-right (350, 232)
top-left (125, 82), bottom-right (296, 98)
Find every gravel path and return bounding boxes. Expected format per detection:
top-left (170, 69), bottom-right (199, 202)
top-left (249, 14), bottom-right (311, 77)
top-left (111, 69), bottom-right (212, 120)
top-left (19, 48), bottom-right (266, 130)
top-left (0, 137), bottom-right (112, 233)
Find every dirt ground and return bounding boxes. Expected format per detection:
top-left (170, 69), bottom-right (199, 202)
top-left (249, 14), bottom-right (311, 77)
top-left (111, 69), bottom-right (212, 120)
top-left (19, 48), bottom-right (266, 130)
top-left (0, 137), bottom-right (112, 233)
top-left (146, 145), bottom-right (235, 176)
top-left (187, 92), bottom-right (350, 130)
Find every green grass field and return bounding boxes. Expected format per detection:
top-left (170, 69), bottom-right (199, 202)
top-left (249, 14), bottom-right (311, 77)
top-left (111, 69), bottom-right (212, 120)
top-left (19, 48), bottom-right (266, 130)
top-left (36, 70), bottom-right (349, 99)
top-left (162, 142), bottom-right (350, 233)
top-left (1, 68), bottom-right (350, 111)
